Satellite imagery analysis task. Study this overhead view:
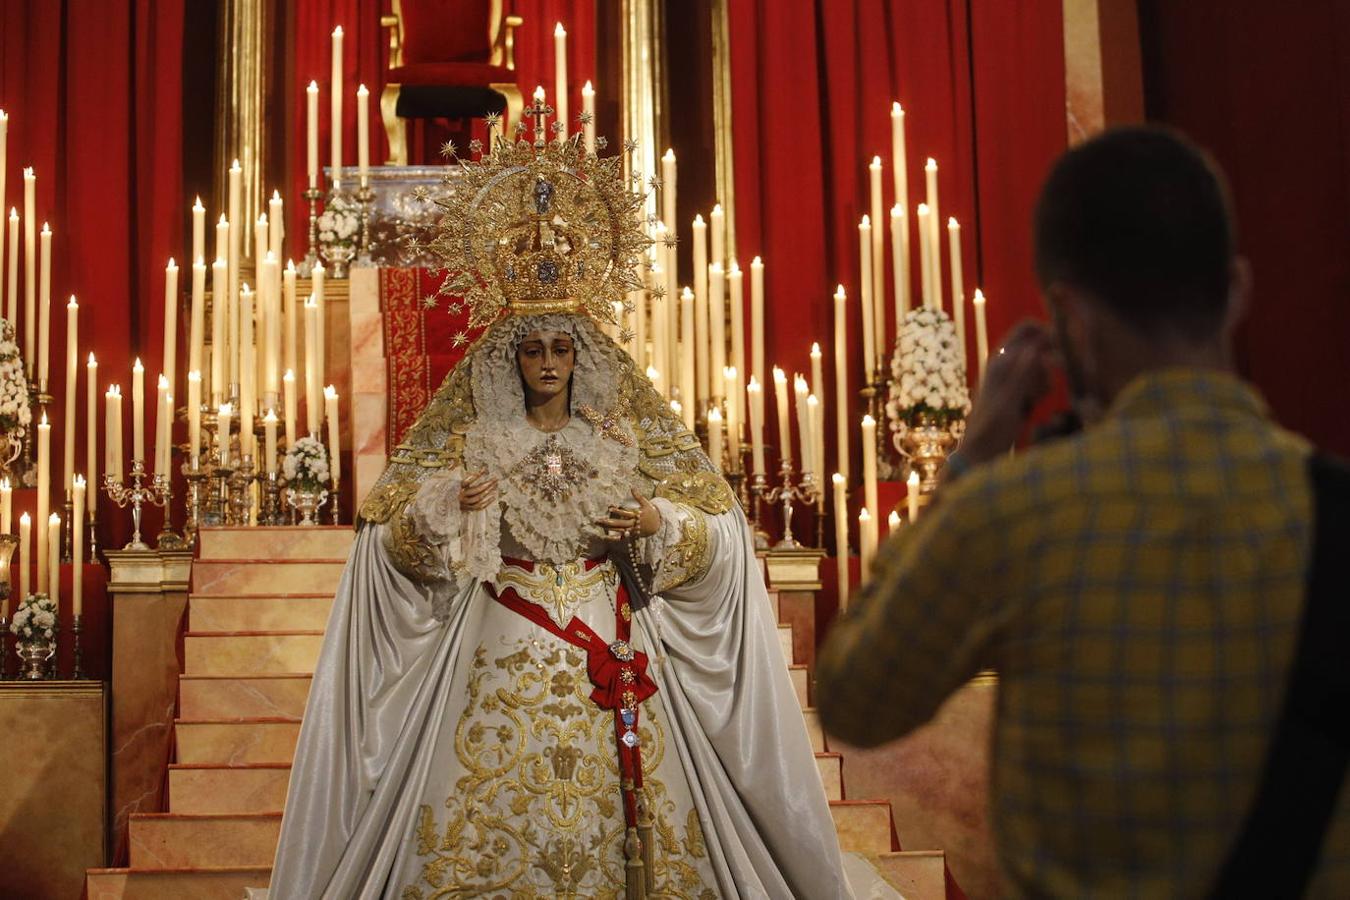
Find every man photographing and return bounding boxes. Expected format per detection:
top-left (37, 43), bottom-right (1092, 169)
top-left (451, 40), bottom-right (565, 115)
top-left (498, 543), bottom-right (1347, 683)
top-left (817, 127), bottom-right (1349, 897)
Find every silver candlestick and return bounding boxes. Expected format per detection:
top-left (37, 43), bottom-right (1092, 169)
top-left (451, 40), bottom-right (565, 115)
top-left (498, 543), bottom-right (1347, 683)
top-left (103, 459), bottom-right (171, 551)
top-left (299, 186), bottom-right (324, 277)
top-left (758, 459), bottom-right (822, 550)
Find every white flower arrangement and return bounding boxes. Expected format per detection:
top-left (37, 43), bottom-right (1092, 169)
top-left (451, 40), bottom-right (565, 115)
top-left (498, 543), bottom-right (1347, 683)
top-left (886, 306), bottom-right (971, 428)
top-left (0, 318), bottom-right (33, 436)
top-left (10, 592), bottom-right (58, 644)
top-left (283, 436), bottom-right (331, 488)
top-left (317, 193), bottom-right (361, 250)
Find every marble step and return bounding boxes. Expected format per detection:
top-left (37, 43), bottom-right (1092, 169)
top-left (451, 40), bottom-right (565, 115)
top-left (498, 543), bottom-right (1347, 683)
top-left (168, 764), bottom-right (291, 815)
top-left (777, 623), bottom-right (794, 663)
top-left (85, 867), bottom-right (270, 900)
top-left (192, 559), bottom-right (347, 596)
top-left (189, 594), bottom-right (335, 633)
top-left (789, 664), bottom-right (809, 708)
top-left (175, 718), bottom-right (301, 765)
top-left (817, 751), bottom-right (843, 802)
top-left (829, 800), bottom-right (898, 855)
top-left (197, 525), bottom-right (354, 561)
top-left (128, 812), bottom-right (281, 868)
top-left (802, 707), bottom-right (827, 752)
top-left (871, 850), bottom-right (949, 900)
top-left (179, 674), bottom-right (312, 719)
top-left (184, 631), bottom-right (325, 675)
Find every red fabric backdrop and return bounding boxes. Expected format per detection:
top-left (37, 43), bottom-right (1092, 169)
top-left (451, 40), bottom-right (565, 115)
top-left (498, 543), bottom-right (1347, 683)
top-left (0, 0), bottom-right (185, 552)
top-left (290, 0), bottom-right (597, 221)
top-left (729, 0), bottom-right (1066, 487)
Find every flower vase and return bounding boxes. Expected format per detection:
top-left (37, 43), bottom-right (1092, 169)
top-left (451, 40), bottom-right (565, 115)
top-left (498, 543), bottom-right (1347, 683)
top-left (894, 413), bottom-right (963, 494)
top-left (0, 429), bottom-right (23, 481)
top-left (287, 485), bottom-right (329, 526)
top-left (323, 243), bottom-right (355, 279)
top-left (16, 639), bottom-right (54, 680)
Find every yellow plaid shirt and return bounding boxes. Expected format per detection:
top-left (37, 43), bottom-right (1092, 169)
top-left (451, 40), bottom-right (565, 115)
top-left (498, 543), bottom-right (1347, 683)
top-left (817, 369), bottom-right (1350, 897)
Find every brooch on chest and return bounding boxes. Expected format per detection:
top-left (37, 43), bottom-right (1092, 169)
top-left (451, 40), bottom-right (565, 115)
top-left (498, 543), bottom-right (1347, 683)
top-left (511, 435), bottom-right (598, 503)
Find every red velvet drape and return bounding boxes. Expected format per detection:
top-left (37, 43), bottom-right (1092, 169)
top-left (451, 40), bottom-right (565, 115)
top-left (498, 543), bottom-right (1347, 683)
top-left (730, 0), bottom-right (1066, 484)
top-left (290, 0), bottom-right (596, 220)
top-left (0, 0), bottom-right (185, 554)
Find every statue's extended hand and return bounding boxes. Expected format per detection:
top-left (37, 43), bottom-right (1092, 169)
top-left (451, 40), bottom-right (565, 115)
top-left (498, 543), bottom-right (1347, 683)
top-left (459, 470), bottom-right (498, 512)
top-left (594, 489), bottom-right (661, 540)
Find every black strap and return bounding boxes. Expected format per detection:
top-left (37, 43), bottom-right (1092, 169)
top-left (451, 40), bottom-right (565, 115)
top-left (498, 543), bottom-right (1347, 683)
top-left (1210, 452), bottom-right (1350, 898)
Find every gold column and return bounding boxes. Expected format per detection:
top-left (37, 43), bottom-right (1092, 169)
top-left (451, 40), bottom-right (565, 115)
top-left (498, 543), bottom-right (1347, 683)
top-left (621, 0), bottom-right (666, 223)
top-left (710, 0), bottom-right (738, 262)
top-left (214, 0), bottom-right (274, 260)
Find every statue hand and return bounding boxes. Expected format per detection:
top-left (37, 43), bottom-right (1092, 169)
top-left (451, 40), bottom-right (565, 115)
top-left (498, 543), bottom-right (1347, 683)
top-left (459, 470), bottom-right (498, 512)
top-left (595, 489), bottom-right (661, 539)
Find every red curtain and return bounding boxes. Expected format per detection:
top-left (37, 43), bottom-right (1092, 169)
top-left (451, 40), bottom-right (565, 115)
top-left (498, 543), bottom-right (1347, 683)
top-left (0, 0), bottom-right (186, 553)
top-left (729, 0), bottom-right (1066, 483)
top-left (289, 0), bottom-right (596, 220)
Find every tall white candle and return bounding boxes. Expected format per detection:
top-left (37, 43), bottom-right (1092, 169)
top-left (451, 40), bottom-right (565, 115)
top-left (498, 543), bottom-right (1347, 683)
top-left (907, 470), bottom-right (921, 522)
top-left (708, 263), bottom-right (726, 398)
top-left (331, 26), bottom-right (345, 186)
top-left (727, 261), bottom-right (746, 430)
top-left (283, 369), bottom-right (298, 449)
top-left (263, 408), bottom-right (278, 475)
top-left (553, 23), bottom-right (568, 139)
top-left (307, 81), bottom-right (320, 187)
top-left (104, 386), bottom-right (122, 482)
top-left (859, 216), bottom-right (875, 376)
top-left (891, 204), bottom-right (909, 324)
top-left (973, 288), bottom-right (990, 380)
top-left (356, 84), bottom-right (370, 187)
top-left (691, 215), bottom-right (709, 406)
top-left (46, 513), bottom-right (59, 602)
top-left (649, 261), bottom-right (667, 391)
top-left (72, 475), bottom-right (85, 616)
top-left (86, 354), bottom-right (98, 518)
top-left (22, 170), bottom-right (34, 373)
top-left (0, 478), bottom-right (9, 534)
top-left (283, 260), bottom-right (298, 381)
top-left (36, 415), bottom-right (49, 592)
top-left (187, 370), bottom-right (202, 465)
top-left (706, 406), bottom-right (723, 473)
top-left (833, 288), bottom-right (852, 485)
top-left (191, 197), bottom-right (205, 273)
top-left (38, 223), bottom-right (51, 383)
top-left (869, 157), bottom-right (885, 352)
top-left (750, 257), bottom-right (765, 393)
top-left (810, 343), bottom-right (825, 480)
top-left (0, 112), bottom-right (5, 321)
top-left (131, 359), bottom-right (145, 462)
top-left (925, 158), bottom-right (942, 305)
top-left (7, 209), bottom-right (18, 331)
top-left (239, 286), bottom-right (255, 459)
top-left (917, 203), bottom-right (934, 310)
top-left (312, 263), bottom-right (326, 387)
top-left (723, 366), bottom-right (740, 464)
top-left (324, 385), bottom-right (340, 484)
top-left (18, 512), bottom-right (30, 600)
top-left (228, 161), bottom-right (241, 379)
top-left (710, 204), bottom-right (725, 270)
top-left (747, 376), bottom-right (765, 475)
top-left (861, 414), bottom-right (878, 535)
top-left (210, 257), bottom-right (227, 403)
top-left (833, 473), bottom-right (850, 610)
top-left (806, 393), bottom-right (821, 483)
top-left (261, 253), bottom-right (280, 400)
top-left (661, 151), bottom-right (677, 248)
top-left (773, 367), bottom-right (791, 465)
top-left (162, 258), bottom-right (178, 390)
top-left (859, 508), bottom-right (875, 579)
top-left (269, 191), bottom-right (284, 261)
top-left (794, 376), bottom-right (811, 480)
top-left (948, 217), bottom-right (968, 373)
top-left (63, 297), bottom-right (78, 493)
top-left (679, 288), bottom-right (695, 430)
top-left (582, 81), bottom-right (596, 153)
top-left (304, 296), bottom-right (320, 434)
top-left (891, 103), bottom-right (911, 316)
top-left (189, 258), bottom-right (206, 379)
top-left (154, 374), bottom-right (170, 476)
top-left (217, 403), bottom-right (232, 466)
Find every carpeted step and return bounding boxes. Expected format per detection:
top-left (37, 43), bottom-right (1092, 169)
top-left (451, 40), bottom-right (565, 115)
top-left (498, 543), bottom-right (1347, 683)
top-left (196, 525), bottom-right (354, 561)
top-left (179, 674), bottom-right (312, 720)
top-left (189, 594), bottom-right (335, 633)
top-left (184, 631), bottom-right (325, 675)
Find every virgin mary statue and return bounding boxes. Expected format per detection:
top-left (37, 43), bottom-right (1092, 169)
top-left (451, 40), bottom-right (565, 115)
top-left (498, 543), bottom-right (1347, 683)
top-left (259, 123), bottom-right (854, 899)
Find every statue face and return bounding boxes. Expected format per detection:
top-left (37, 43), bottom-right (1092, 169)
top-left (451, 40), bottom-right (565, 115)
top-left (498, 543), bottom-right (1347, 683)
top-left (516, 330), bottom-right (576, 403)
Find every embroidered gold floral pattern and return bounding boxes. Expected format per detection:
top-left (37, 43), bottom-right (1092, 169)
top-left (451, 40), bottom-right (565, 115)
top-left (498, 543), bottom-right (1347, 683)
top-left (653, 506), bottom-right (713, 594)
top-left (400, 638), bottom-right (717, 898)
top-left (494, 560), bottom-right (619, 628)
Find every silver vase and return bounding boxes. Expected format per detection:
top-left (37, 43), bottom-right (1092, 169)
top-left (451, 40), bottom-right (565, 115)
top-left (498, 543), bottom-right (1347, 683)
top-left (286, 485), bottom-right (329, 526)
top-left (16, 639), bottom-right (54, 680)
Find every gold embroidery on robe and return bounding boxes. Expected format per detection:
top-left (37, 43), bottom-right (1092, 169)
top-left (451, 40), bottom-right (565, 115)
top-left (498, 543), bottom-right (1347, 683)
top-left (401, 638), bottom-right (716, 898)
top-left (653, 506), bottom-right (714, 595)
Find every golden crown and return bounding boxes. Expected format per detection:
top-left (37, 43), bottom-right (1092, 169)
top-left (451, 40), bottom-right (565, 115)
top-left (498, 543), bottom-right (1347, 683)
top-left (424, 99), bottom-right (653, 329)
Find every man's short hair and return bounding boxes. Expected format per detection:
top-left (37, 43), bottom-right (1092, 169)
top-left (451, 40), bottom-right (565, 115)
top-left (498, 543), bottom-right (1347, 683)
top-left (1034, 126), bottom-right (1236, 338)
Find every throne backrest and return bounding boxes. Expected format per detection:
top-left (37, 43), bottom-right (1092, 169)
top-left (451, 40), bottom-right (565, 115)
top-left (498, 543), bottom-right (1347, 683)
top-left (398, 0), bottom-right (502, 65)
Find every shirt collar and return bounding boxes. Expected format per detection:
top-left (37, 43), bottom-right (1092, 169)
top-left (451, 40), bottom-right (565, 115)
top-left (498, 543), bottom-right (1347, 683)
top-left (1105, 367), bottom-right (1269, 423)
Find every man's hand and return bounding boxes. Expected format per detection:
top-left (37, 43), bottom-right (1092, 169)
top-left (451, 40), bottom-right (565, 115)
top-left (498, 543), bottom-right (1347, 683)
top-left (594, 489), bottom-right (662, 540)
top-left (959, 320), bottom-right (1057, 466)
top-left (458, 470), bottom-right (499, 512)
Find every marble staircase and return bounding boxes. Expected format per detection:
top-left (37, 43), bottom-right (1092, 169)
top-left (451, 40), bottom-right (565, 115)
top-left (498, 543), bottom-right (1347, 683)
top-left (86, 525), bottom-right (951, 899)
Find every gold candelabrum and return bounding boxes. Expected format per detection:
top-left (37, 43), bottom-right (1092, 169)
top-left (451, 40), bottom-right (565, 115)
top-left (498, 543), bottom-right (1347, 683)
top-left (300, 186), bottom-right (323, 277)
top-left (755, 457), bottom-right (823, 551)
top-left (102, 459), bottom-right (171, 552)
top-left (356, 183), bottom-right (376, 267)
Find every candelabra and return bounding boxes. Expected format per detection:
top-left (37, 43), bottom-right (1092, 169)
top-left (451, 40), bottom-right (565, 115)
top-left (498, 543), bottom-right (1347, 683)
top-left (103, 460), bottom-right (171, 551)
top-left (260, 471), bottom-right (284, 526)
top-left (355, 183), bottom-right (376, 266)
top-left (87, 507), bottom-right (99, 560)
top-left (228, 456), bottom-right (257, 526)
top-left (299, 186), bottom-right (324, 277)
top-left (329, 475), bottom-right (341, 525)
top-left (748, 472), bottom-right (773, 549)
top-left (155, 471), bottom-right (188, 550)
top-left (183, 461), bottom-right (209, 542)
top-left (61, 494), bottom-right (74, 562)
top-left (70, 614), bottom-right (85, 679)
top-left (756, 459), bottom-right (822, 550)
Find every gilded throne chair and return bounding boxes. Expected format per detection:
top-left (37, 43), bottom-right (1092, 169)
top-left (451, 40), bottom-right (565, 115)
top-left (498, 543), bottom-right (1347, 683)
top-left (379, 0), bottom-right (525, 165)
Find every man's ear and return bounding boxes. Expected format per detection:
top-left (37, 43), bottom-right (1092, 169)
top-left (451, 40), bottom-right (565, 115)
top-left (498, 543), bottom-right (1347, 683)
top-left (1224, 256), bottom-right (1252, 336)
top-left (1045, 281), bottom-right (1091, 346)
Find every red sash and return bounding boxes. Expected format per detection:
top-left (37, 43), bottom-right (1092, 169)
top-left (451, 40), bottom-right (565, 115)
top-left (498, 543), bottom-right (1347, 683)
top-left (487, 557), bottom-right (658, 829)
